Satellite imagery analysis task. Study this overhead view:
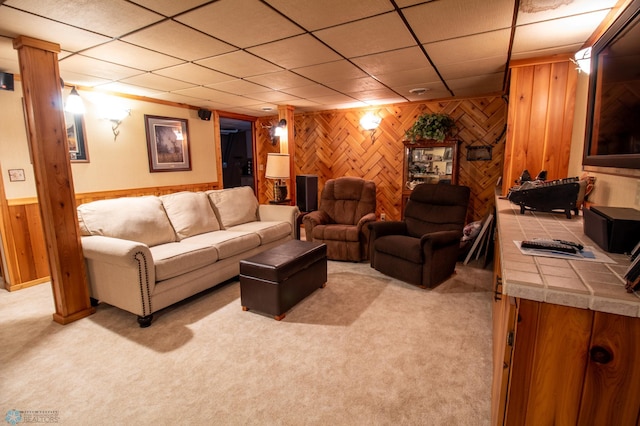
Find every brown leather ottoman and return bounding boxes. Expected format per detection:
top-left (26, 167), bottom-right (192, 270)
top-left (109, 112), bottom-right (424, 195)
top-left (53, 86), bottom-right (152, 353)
top-left (240, 240), bottom-right (327, 320)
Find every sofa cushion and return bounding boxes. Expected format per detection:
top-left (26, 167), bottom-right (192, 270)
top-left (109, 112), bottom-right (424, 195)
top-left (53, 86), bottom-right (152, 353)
top-left (227, 221), bottom-right (292, 245)
top-left (181, 230), bottom-right (261, 260)
top-left (77, 196), bottom-right (176, 247)
top-left (161, 191), bottom-right (220, 240)
top-left (150, 242), bottom-right (219, 281)
top-left (207, 186), bottom-right (259, 229)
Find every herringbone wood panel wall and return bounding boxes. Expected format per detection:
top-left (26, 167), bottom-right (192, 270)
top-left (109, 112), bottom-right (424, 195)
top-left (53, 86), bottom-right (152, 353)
top-left (257, 97), bottom-right (507, 223)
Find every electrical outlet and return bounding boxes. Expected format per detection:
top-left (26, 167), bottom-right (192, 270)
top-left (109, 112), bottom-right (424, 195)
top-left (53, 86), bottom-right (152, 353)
top-left (380, 213), bottom-right (386, 221)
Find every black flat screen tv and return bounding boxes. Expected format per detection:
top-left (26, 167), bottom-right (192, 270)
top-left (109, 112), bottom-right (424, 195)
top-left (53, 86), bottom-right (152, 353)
top-left (583, 0), bottom-right (640, 171)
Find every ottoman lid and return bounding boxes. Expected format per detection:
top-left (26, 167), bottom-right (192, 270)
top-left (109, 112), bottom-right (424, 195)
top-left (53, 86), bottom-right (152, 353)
top-left (240, 240), bottom-right (326, 282)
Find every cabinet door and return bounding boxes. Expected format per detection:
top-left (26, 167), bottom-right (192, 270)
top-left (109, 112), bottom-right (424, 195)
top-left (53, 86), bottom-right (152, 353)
top-left (491, 235), bottom-right (517, 426)
top-left (578, 312), bottom-right (640, 425)
top-left (507, 301), bottom-right (592, 425)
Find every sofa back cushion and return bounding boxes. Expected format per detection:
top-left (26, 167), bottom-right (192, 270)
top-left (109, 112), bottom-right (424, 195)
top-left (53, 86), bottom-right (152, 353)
top-left (161, 191), bottom-right (220, 240)
top-left (206, 186), bottom-right (259, 229)
top-left (77, 196), bottom-right (176, 247)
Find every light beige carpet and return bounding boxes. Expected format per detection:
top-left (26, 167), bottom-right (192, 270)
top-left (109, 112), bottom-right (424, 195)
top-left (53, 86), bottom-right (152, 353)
top-left (0, 260), bottom-right (493, 426)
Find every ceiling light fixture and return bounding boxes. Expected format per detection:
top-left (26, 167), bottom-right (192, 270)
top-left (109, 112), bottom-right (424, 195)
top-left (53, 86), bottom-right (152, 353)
top-left (64, 86), bottom-right (85, 114)
top-left (409, 88), bottom-right (429, 96)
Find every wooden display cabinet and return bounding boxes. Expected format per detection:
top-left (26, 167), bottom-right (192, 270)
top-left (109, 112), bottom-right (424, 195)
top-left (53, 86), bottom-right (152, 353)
top-left (402, 139), bottom-right (459, 215)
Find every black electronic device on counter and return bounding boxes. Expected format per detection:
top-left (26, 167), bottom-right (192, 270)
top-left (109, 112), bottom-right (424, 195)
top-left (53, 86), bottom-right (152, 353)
top-left (507, 177), bottom-right (583, 219)
top-left (583, 206), bottom-right (640, 254)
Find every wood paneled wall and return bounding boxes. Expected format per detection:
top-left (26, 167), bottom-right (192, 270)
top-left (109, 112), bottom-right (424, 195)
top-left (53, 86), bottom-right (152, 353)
top-left (258, 97), bottom-right (508, 224)
top-left (3, 182), bottom-right (220, 291)
top-left (503, 56), bottom-right (577, 194)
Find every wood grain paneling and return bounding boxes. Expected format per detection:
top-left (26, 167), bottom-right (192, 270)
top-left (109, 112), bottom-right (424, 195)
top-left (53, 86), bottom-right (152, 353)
top-left (257, 97), bottom-right (507, 223)
top-left (503, 58), bottom-right (577, 194)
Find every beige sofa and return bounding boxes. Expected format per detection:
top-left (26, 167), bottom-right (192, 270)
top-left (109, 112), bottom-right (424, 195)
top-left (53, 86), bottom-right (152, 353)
top-left (78, 186), bottom-right (298, 327)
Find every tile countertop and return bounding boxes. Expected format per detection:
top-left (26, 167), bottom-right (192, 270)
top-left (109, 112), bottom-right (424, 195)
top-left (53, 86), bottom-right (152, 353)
top-left (495, 196), bottom-right (640, 318)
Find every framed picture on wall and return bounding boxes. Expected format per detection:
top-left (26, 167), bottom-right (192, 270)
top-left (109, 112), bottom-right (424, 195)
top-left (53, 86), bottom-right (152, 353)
top-left (65, 111), bottom-right (89, 162)
top-left (144, 115), bottom-right (191, 172)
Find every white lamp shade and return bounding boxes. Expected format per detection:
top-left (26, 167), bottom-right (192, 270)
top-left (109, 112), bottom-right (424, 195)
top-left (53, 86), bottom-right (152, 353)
top-left (265, 153), bottom-right (290, 179)
top-left (64, 87), bottom-right (85, 114)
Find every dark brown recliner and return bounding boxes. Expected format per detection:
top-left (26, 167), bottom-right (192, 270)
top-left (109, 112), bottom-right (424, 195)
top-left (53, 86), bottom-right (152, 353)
top-left (369, 183), bottom-right (470, 288)
top-left (303, 177), bottom-right (376, 262)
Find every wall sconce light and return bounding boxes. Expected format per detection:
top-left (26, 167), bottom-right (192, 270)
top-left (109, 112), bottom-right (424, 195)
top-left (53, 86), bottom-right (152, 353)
top-left (572, 47), bottom-right (592, 74)
top-left (64, 86), bottom-right (85, 114)
top-left (102, 107), bottom-right (131, 141)
top-left (271, 119), bottom-right (287, 145)
top-left (360, 112), bottom-right (381, 142)
top-left (265, 153), bottom-right (290, 202)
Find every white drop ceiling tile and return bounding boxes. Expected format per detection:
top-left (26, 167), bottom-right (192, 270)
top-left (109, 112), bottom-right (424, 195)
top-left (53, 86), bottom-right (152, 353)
top-left (152, 92), bottom-right (205, 105)
top-left (59, 55), bottom-right (144, 80)
top-left (81, 41), bottom-right (184, 71)
top-left (176, 0), bottom-right (304, 48)
top-left (247, 34), bottom-right (341, 70)
top-left (426, 29), bottom-right (511, 66)
top-left (310, 98), bottom-right (367, 110)
top-left (173, 86), bottom-right (259, 107)
top-left (404, 0), bottom-right (514, 43)
top-left (326, 77), bottom-right (387, 93)
top-left (390, 81), bottom-right (451, 100)
top-left (245, 90), bottom-right (300, 103)
top-left (510, 42), bottom-right (585, 61)
top-left (349, 87), bottom-right (403, 102)
top-left (245, 71), bottom-right (314, 91)
top-left (57, 70), bottom-right (111, 88)
top-left (314, 13), bottom-right (415, 58)
top-left (120, 73), bottom-right (196, 91)
top-left (5, 0), bottom-right (162, 38)
top-left (93, 81), bottom-right (165, 97)
top-left (264, 0), bottom-right (393, 31)
top-left (282, 84), bottom-right (341, 99)
top-left (207, 79), bottom-right (269, 95)
top-left (438, 57), bottom-right (507, 81)
top-left (512, 11), bottom-right (610, 54)
top-left (122, 21), bottom-right (236, 61)
top-left (153, 63), bottom-right (235, 86)
top-left (195, 51), bottom-right (283, 78)
top-left (517, 0), bottom-right (618, 25)
top-left (0, 8), bottom-right (111, 52)
top-left (129, 0), bottom-right (210, 17)
top-left (351, 47), bottom-right (432, 77)
top-left (375, 68), bottom-right (441, 87)
top-left (293, 60), bottom-right (368, 83)
top-left (447, 72), bottom-right (504, 94)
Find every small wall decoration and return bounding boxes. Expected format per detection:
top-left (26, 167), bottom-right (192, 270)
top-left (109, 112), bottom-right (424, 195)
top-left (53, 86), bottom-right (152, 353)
top-left (8, 169), bottom-right (25, 182)
top-left (144, 115), bottom-right (191, 172)
top-left (467, 145), bottom-right (492, 161)
top-left (65, 111), bottom-right (89, 162)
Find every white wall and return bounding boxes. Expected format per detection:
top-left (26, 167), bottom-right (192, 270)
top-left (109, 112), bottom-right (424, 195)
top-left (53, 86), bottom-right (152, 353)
top-left (568, 72), bottom-right (640, 208)
top-left (0, 82), bottom-right (219, 200)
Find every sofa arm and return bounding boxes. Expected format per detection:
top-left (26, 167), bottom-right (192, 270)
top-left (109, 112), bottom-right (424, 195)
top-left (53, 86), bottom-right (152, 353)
top-left (258, 204), bottom-right (299, 238)
top-left (302, 210), bottom-right (331, 240)
top-left (80, 235), bottom-right (155, 317)
top-left (356, 212), bottom-right (377, 231)
top-left (420, 230), bottom-right (463, 250)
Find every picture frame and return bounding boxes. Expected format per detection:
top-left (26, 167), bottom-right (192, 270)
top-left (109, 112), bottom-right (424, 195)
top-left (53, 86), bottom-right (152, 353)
top-left (144, 115), bottom-right (191, 172)
top-left (466, 145), bottom-right (492, 161)
top-left (65, 111), bottom-right (89, 162)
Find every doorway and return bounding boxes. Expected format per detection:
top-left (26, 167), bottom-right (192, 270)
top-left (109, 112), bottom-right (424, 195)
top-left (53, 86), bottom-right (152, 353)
top-left (219, 117), bottom-right (254, 190)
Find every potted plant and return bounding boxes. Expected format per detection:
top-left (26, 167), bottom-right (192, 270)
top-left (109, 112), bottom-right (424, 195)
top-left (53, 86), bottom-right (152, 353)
top-left (405, 112), bottom-right (455, 142)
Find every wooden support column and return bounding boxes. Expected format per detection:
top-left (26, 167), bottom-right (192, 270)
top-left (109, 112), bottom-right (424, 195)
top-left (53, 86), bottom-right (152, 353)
top-left (278, 105), bottom-right (295, 205)
top-left (13, 36), bottom-right (94, 324)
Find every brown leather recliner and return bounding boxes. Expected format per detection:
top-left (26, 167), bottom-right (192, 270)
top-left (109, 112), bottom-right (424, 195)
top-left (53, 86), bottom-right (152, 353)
top-left (303, 177), bottom-right (376, 262)
top-left (369, 183), bottom-right (470, 288)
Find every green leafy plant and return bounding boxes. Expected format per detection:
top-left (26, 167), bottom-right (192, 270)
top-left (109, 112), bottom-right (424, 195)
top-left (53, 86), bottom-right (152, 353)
top-left (405, 112), bottom-right (455, 142)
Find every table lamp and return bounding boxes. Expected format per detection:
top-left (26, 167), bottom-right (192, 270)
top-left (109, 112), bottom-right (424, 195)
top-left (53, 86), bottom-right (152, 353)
top-left (265, 153), bottom-right (290, 202)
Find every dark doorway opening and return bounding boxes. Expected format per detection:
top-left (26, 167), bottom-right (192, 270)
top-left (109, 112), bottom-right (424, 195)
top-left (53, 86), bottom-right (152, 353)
top-left (219, 117), bottom-right (254, 190)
